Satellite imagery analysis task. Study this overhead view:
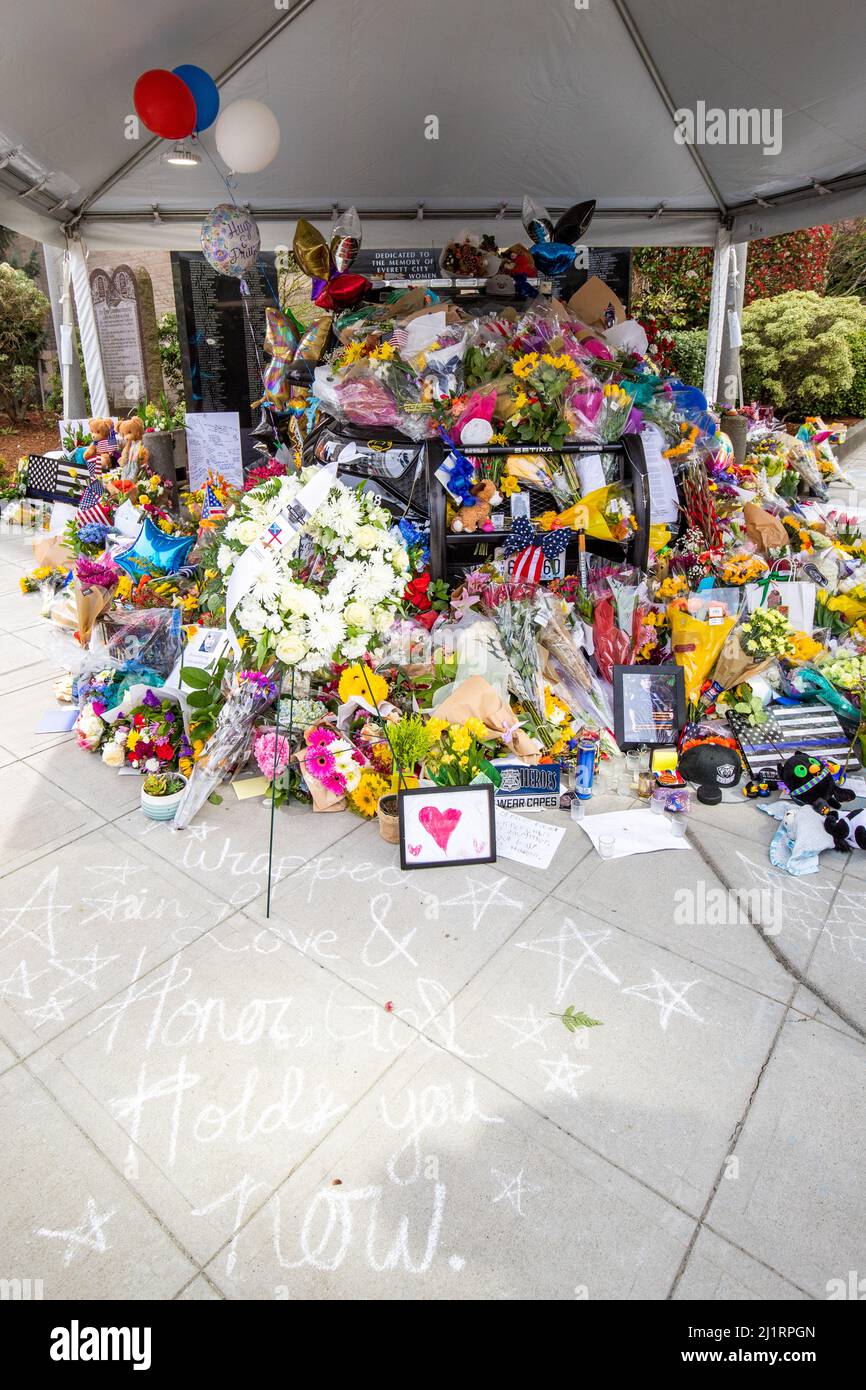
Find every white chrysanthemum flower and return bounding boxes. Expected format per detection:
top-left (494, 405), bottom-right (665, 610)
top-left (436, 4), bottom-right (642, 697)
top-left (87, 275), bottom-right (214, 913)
top-left (217, 544), bottom-right (235, 573)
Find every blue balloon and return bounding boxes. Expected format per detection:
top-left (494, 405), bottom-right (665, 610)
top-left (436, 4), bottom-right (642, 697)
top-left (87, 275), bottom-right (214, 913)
top-left (531, 241), bottom-right (577, 277)
top-left (173, 64), bottom-right (220, 133)
top-left (114, 517), bottom-right (195, 579)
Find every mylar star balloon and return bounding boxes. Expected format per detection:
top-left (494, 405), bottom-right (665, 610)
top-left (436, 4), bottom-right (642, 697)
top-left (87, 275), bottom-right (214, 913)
top-left (293, 219), bottom-right (331, 281)
top-left (554, 199), bottom-right (596, 245)
top-left (521, 194), bottom-right (554, 245)
top-left (531, 241), bottom-right (577, 277)
top-left (114, 517), bottom-right (195, 579)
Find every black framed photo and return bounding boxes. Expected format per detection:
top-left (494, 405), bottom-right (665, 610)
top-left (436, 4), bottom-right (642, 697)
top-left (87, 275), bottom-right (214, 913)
top-left (613, 664), bottom-right (685, 750)
top-left (398, 784), bottom-right (497, 870)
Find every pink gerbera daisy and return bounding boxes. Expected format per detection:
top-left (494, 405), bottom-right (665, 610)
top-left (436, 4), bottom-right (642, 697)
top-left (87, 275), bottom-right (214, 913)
top-left (307, 726), bottom-right (336, 750)
top-left (319, 768), bottom-right (347, 797)
top-left (306, 748), bottom-right (336, 780)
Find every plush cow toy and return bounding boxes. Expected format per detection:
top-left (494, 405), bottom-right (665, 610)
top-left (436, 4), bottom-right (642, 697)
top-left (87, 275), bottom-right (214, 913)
top-left (824, 808), bottom-right (866, 851)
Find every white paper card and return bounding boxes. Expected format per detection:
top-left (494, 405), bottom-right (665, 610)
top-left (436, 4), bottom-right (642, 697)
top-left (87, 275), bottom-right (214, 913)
top-left (577, 452), bottom-right (606, 494)
top-left (49, 501), bottom-right (78, 532)
top-left (576, 808), bottom-right (691, 858)
top-left (185, 412), bottom-right (243, 491)
top-left (112, 499), bottom-right (142, 538)
top-left (494, 808), bottom-right (566, 869)
top-left (641, 424), bottom-right (680, 525)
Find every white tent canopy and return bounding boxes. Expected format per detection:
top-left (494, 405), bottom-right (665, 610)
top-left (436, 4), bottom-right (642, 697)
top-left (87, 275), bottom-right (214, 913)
top-left (1, 0), bottom-right (866, 252)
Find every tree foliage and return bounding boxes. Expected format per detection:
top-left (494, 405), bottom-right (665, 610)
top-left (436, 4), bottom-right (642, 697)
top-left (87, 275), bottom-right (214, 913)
top-left (740, 291), bottom-right (866, 409)
top-left (0, 261), bottom-right (49, 421)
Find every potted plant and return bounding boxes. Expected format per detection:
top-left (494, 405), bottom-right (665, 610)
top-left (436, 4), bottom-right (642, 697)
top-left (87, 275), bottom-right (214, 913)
top-left (375, 715), bottom-right (430, 842)
top-left (141, 771), bottom-right (187, 821)
top-left (135, 395), bottom-right (186, 485)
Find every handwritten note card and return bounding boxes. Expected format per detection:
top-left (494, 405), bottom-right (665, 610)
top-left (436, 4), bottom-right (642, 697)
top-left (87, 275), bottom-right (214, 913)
top-left (641, 424), bottom-right (680, 525)
top-left (494, 808), bottom-right (566, 869)
top-left (185, 412), bottom-right (243, 491)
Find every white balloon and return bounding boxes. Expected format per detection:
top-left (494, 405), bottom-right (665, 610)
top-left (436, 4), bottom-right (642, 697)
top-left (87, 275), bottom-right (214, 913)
top-left (214, 99), bottom-right (280, 174)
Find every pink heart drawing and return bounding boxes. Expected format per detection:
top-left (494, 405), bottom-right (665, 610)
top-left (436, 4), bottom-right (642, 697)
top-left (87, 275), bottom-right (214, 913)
top-left (408, 843), bottom-right (421, 857)
top-left (473, 837), bottom-right (485, 854)
top-left (418, 805), bottom-right (462, 854)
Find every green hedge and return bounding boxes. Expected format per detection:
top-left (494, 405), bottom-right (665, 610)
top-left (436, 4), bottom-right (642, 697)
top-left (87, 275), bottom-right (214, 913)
top-left (791, 329), bottom-right (866, 418)
top-left (670, 329), bottom-right (707, 389)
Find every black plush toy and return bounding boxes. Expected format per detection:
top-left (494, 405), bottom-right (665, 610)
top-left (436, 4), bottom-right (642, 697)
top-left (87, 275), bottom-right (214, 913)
top-left (777, 751), bottom-right (855, 814)
top-left (824, 808), bottom-right (866, 850)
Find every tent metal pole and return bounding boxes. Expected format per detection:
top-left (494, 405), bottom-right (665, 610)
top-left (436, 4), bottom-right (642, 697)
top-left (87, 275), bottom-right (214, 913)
top-left (703, 227), bottom-right (732, 404)
top-left (69, 0), bottom-right (320, 225)
top-left (609, 0), bottom-right (729, 218)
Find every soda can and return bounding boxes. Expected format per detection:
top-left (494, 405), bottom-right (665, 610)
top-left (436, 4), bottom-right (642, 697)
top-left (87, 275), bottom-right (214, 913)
top-left (575, 738), bottom-right (595, 800)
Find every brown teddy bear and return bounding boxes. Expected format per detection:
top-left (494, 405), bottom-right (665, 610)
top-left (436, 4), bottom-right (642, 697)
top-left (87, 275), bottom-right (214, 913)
top-left (450, 480), bottom-right (501, 533)
top-left (84, 418), bottom-right (119, 466)
top-left (117, 417), bottom-right (149, 475)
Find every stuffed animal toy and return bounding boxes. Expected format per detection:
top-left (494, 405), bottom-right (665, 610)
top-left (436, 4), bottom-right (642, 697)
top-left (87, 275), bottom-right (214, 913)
top-left (760, 801), bottom-right (836, 875)
top-left (117, 417), bottom-right (149, 476)
top-left (83, 418), bottom-right (119, 467)
top-left (777, 751), bottom-right (855, 814)
top-left (450, 480), bottom-right (501, 534)
top-left (823, 807), bottom-right (866, 851)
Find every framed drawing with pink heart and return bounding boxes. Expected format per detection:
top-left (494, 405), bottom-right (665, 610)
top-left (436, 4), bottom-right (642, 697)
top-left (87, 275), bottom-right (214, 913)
top-left (398, 785), bottom-right (496, 870)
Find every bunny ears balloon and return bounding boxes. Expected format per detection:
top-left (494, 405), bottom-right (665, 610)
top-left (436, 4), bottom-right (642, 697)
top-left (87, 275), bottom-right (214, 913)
top-left (293, 210), bottom-right (371, 311)
top-left (522, 195), bottom-right (597, 277)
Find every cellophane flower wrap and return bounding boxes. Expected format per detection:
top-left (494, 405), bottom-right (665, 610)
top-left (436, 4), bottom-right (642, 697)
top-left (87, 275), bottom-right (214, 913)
top-left (173, 669), bottom-right (278, 829)
top-left (216, 468), bottom-right (409, 672)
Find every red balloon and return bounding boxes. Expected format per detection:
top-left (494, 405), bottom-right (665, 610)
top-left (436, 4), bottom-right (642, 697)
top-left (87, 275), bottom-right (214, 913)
top-left (134, 70), bottom-right (196, 139)
top-left (322, 273), bottom-right (371, 309)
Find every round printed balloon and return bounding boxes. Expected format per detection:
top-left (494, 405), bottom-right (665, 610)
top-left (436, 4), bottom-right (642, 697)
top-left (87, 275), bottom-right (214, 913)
top-left (201, 204), bottom-right (261, 278)
top-left (214, 99), bottom-right (280, 174)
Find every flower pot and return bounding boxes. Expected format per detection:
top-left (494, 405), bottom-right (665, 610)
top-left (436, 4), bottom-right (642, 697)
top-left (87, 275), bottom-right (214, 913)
top-left (144, 428), bottom-right (185, 489)
top-left (377, 793), bottom-right (400, 843)
top-left (141, 775), bottom-right (187, 822)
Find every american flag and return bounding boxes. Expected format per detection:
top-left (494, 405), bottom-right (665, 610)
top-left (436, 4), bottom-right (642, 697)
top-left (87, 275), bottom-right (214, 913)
top-left (24, 454), bottom-right (87, 503)
top-left (75, 467), bottom-right (111, 527)
top-left (200, 483), bottom-right (226, 527)
top-left (728, 704), bottom-right (860, 779)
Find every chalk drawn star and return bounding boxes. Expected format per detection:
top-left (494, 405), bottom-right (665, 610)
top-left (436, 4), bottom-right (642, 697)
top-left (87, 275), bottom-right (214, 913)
top-left (25, 993), bottom-right (76, 1029)
top-left (515, 918), bottom-right (620, 1002)
top-left (494, 1003), bottom-right (556, 1050)
top-left (85, 862), bottom-right (145, 888)
top-left (537, 1053), bottom-right (590, 1098)
top-left (49, 947), bottom-right (120, 993)
top-left (0, 868), bottom-right (69, 955)
top-left (442, 876), bottom-right (524, 931)
top-left (35, 1197), bottom-right (117, 1265)
top-left (491, 1167), bottom-right (543, 1216)
top-left (0, 958), bottom-right (51, 1001)
top-left (621, 969), bottom-right (704, 1031)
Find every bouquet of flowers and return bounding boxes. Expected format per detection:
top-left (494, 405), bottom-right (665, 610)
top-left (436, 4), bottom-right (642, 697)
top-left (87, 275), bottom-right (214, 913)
top-left (295, 724), bottom-right (367, 811)
top-left (74, 554), bottom-right (119, 646)
top-left (423, 716), bottom-right (499, 786)
top-left (101, 688), bottom-right (190, 773)
top-left (217, 469), bottom-right (409, 671)
top-left (174, 669), bottom-right (279, 829)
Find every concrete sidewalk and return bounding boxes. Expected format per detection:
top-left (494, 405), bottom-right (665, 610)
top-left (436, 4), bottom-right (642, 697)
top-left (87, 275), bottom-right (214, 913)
top-left (0, 469), bottom-right (865, 1301)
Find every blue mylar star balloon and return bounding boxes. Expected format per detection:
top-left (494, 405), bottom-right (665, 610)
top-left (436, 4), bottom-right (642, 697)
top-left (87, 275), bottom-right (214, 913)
top-left (113, 516), bottom-right (195, 578)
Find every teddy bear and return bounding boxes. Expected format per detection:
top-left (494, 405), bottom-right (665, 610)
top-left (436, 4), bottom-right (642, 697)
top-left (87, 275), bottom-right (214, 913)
top-left (777, 751), bottom-right (855, 814)
top-left (823, 807), bottom-right (866, 851)
top-left (116, 417), bottom-right (149, 477)
top-left (450, 480), bottom-right (501, 534)
top-left (83, 418), bottom-right (119, 468)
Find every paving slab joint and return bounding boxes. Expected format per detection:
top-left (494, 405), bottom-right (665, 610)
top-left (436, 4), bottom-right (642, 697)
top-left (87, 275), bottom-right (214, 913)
top-left (684, 828), bottom-right (866, 1041)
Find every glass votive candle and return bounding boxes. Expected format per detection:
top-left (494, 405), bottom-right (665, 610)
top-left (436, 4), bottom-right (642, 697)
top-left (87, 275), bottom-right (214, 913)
top-left (598, 833), bottom-right (617, 858)
top-left (636, 770), bottom-right (655, 800)
top-left (666, 810), bottom-right (688, 838)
